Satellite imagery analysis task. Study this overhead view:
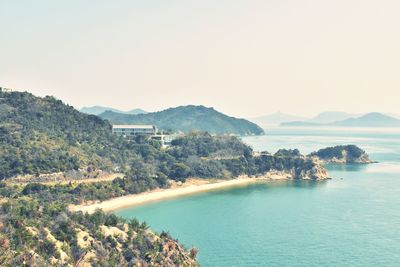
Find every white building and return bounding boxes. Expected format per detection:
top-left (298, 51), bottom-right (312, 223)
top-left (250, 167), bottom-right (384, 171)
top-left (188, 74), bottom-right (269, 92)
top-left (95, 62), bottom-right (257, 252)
top-left (0, 87), bottom-right (13, 93)
top-left (112, 125), bottom-right (181, 147)
top-left (150, 133), bottom-right (179, 147)
top-left (112, 125), bottom-right (157, 137)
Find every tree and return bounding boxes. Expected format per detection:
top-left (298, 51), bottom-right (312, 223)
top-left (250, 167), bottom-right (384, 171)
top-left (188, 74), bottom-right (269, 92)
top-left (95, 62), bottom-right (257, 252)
top-left (169, 163), bottom-right (190, 182)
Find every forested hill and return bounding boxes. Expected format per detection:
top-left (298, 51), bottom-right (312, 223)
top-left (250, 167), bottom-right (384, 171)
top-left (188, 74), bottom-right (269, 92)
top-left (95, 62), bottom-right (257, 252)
top-left (99, 105), bottom-right (264, 135)
top-left (0, 90), bottom-right (135, 179)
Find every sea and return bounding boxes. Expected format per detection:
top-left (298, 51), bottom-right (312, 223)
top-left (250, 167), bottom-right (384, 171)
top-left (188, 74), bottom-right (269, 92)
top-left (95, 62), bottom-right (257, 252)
top-left (116, 126), bottom-right (400, 266)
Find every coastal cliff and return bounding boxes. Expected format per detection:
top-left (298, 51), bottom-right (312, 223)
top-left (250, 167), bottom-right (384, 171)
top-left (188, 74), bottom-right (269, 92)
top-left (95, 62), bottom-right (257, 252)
top-left (261, 162), bottom-right (328, 180)
top-left (295, 159), bottom-right (328, 180)
top-left (308, 145), bottom-right (375, 164)
top-left (255, 149), bottom-right (329, 180)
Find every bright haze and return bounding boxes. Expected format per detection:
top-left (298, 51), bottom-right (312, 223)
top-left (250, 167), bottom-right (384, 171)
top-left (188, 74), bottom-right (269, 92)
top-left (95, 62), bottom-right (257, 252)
top-left (1, 0), bottom-right (399, 118)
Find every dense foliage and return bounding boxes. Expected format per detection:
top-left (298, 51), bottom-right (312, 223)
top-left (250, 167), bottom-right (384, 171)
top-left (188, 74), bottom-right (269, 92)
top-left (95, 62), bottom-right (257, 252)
top-left (0, 198), bottom-right (197, 266)
top-left (0, 132), bottom-right (326, 208)
top-left (274, 149), bottom-right (302, 158)
top-left (308, 145), bottom-right (366, 161)
top-left (0, 90), bottom-right (139, 179)
top-left (99, 105), bottom-right (264, 135)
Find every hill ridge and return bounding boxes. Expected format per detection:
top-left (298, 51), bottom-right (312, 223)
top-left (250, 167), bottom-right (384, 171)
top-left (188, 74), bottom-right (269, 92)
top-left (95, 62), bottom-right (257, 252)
top-left (99, 105), bottom-right (264, 135)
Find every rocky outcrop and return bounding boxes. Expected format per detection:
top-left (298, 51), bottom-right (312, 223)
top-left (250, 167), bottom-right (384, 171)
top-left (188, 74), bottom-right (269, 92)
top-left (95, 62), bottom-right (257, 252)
top-left (255, 152), bottom-right (329, 181)
top-left (308, 145), bottom-right (376, 164)
top-left (296, 159), bottom-right (329, 180)
top-left (262, 161), bottom-right (329, 180)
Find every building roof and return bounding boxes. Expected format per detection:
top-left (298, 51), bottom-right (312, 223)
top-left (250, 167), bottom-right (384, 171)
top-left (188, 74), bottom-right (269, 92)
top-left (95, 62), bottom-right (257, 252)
top-left (112, 124), bottom-right (155, 129)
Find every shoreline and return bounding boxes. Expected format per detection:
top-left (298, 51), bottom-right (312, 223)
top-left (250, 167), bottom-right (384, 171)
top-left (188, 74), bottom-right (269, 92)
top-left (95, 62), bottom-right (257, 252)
top-left (70, 177), bottom-right (269, 214)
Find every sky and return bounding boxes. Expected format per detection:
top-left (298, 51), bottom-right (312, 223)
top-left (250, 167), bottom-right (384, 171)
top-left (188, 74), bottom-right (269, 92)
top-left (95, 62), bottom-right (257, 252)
top-left (1, 0), bottom-right (400, 118)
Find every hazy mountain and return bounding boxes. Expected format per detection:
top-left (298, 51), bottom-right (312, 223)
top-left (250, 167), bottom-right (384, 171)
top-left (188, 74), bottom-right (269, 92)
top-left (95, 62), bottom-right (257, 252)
top-left (80, 105), bottom-right (146, 115)
top-left (99, 105), bottom-right (264, 135)
top-left (250, 112), bottom-right (309, 125)
top-left (282, 111), bottom-right (359, 126)
top-left (388, 113), bottom-right (400, 120)
top-left (283, 112), bottom-right (400, 127)
top-left (280, 121), bottom-right (320, 127)
top-left (334, 112), bottom-right (400, 127)
top-left (308, 111), bottom-right (359, 124)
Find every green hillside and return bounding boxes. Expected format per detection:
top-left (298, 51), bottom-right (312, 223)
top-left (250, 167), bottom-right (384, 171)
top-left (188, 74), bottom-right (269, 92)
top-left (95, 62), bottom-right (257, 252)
top-left (0, 90), bottom-right (135, 179)
top-left (99, 105), bottom-right (264, 135)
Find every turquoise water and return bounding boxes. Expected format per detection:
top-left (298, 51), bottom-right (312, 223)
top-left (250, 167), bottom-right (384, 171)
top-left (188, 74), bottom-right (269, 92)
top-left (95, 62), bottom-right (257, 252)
top-left (116, 127), bottom-right (400, 266)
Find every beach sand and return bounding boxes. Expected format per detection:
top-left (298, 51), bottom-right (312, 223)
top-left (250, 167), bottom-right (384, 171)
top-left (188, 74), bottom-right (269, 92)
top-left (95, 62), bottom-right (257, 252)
top-left (69, 177), bottom-right (264, 214)
top-left (69, 170), bottom-right (296, 214)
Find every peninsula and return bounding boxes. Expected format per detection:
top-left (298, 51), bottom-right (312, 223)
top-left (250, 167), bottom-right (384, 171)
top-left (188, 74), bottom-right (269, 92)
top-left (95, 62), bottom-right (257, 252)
top-left (0, 89), bottom-right (327, 266)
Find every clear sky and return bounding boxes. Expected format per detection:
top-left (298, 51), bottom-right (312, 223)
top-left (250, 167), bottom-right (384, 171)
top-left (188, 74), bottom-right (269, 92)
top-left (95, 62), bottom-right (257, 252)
top-left (1, 0), bottom-right (400, 118)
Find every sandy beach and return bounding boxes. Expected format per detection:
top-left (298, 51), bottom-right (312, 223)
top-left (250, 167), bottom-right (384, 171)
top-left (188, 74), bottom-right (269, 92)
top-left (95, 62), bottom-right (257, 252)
top-left (70, 177), bottom-right (264, 214)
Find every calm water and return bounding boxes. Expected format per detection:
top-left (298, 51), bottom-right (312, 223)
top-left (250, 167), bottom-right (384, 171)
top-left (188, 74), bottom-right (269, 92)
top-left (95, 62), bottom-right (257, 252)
top-left (116, 127), bottom-right (400, 266)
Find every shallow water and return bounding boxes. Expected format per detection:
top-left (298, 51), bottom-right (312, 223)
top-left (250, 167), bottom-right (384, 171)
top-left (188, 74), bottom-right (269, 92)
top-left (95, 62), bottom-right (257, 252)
top-left (116, 127), bottom-right (400, 266)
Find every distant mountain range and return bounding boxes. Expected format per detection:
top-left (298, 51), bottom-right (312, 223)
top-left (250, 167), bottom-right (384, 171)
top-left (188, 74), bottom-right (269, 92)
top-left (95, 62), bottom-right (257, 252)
top-left (388, 113), bottom-right (400, 120)
top-left (282, 112), bottom-right (400, 127)
top-left (250, 111), bottom-right (360, 126)
top-left (334, 112), bottom-right (400, 127)
top-left (80, 105), bottom-right (147, 115)
top-left (307, 111), bottom-right (358, 124)
top-left (99, 105), bottom-right (264, 135)
top-left (250, 112), bottom-right (309, 125)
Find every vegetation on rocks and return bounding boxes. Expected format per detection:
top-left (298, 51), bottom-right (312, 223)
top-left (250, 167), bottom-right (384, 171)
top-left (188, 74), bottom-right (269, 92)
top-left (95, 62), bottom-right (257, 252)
top-left (0, 198), bottom-right (197, 266)
top-left (308, 145), bottom-right (375, 164)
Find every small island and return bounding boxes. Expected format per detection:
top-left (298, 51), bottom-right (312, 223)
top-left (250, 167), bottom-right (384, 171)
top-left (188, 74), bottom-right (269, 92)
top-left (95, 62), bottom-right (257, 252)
top-left (308, 145), bottom-right (376, 164)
